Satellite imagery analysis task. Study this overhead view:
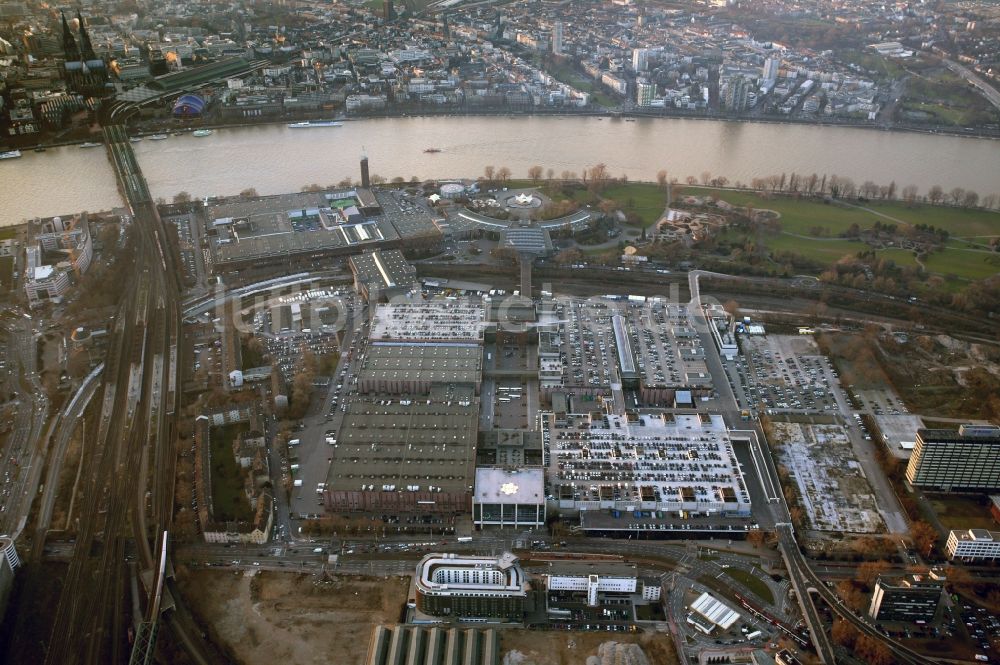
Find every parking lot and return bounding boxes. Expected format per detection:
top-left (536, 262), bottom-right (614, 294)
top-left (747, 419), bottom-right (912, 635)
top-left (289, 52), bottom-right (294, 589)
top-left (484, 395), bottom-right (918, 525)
top-left (742, 335), bottom-right (841, 415)
top-left (550, 299), bottom-right (619, 390)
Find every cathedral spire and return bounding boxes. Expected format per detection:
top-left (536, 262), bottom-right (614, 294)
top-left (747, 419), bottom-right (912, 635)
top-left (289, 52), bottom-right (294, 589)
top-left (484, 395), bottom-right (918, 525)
top-left (77, 10), bottom-right (97, 61)
top-left (61, 12), bottom-right (79, 61)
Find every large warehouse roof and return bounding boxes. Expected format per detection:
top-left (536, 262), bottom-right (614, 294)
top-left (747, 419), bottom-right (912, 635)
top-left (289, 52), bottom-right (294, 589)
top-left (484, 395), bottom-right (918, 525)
top-left (690, 592), bottom-right (740, 631)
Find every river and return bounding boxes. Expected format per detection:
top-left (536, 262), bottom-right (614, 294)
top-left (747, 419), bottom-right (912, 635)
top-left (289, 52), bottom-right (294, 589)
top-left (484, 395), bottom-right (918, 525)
top-left (2, 116), bottom-right (999, 227)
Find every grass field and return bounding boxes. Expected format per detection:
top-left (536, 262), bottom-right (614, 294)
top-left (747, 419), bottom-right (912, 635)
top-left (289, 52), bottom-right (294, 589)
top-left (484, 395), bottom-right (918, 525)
top-left (602, 183), bottom-right (667, 227)
top-left (721, 567), bottom-right (775, 605)
top-left (922, 247), bottom-right (1000, 281)
top-left (765, 234), bottom-right (864, 264)
top-left (929, 495), bottom-right (997, 531)
top-left (209, 423), bottom-right (254, 523)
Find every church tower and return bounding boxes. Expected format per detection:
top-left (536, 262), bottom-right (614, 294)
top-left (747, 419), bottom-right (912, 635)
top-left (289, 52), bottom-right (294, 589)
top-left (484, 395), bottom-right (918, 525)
top-left (61, 12), bottom-right (79, 61)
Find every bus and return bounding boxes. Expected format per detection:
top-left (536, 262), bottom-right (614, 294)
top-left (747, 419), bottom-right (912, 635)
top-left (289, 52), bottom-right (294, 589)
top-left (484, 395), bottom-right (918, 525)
top-left (456, 536), bottom-right (473, 543)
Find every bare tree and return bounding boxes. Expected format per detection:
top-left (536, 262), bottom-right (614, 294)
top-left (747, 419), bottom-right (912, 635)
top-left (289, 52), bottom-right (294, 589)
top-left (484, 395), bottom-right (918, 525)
top-left (588, 163), bottom-right (609, 191)
top-left (700, 171), bottom-right (711, 185)
top-left (239, 187), bottom-right (258, 198)
top-left (963, 190), bottom-right (979, 208)
top-left (497, 166), bottom-right (512, 183)
top-left (806, 173), bottom-right (819, 194)
top-left (982, 193), bottom-right (998, 210)
top-left (545, 168), bottom-right (554, 183)
top-left (527, 165), bottom-right (543, 183)
top-left (656, 170), bottom-right (668, 187)
top-left (173, 191), bottom-right (192, 203)
top-left (484, 165), bottom-right (495, 183)
top-left (949, 187), bottom-right (965, 206)
top-left (371, 174), bottom-right (386, 185)
top-left (928, 185), bottom-right (944, 204)
top-left (901, 184), bottom-right (919, 205)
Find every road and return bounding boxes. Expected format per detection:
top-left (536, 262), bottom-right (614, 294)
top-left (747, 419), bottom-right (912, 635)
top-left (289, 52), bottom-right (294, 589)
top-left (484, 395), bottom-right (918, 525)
top-left (0, 314), bottom-right (50, 538)
top-left (940, 57), bottom-right (1000, 113)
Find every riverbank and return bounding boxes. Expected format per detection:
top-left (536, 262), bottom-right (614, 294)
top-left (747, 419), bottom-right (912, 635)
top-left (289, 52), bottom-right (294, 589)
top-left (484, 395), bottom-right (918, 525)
top-left (14, 102), bottom-right (1000, 153)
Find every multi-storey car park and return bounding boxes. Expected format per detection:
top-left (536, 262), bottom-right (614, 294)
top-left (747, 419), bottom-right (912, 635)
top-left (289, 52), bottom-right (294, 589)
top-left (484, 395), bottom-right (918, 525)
top-left (369, 301), bottom-right (487, 344)
top-left (548, 412), bottom-right (751, 517)
top-left (536, 297), bottom-right (713, 404)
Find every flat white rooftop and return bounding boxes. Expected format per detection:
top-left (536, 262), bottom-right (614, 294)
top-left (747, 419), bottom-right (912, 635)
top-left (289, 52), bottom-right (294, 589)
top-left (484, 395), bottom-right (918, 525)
top-left (475, 468), bottom-right (545, 505)
top-left (690, 591), bottom-right (740, 631)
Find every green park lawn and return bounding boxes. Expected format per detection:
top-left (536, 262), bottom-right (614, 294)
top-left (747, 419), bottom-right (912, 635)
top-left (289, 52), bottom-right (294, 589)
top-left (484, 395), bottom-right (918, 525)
top-left (602, 183), bottom-right (667, 227)
top-left (691, 187), bottom-right (1000, 280)
top-left (209, 423), bottom-right (254, 523)
top-left (764, 233), bottom-right (865, 264)
top-left (689, 187), bottom-right (1000, 239)
top-left (922, 247), bottom-right (1000, 282)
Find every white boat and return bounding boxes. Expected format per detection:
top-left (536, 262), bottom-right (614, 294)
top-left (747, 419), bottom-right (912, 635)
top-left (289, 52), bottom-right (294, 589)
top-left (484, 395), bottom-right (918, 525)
top-left (192, 129), bottom-right (213, 137)
top-left (288, 120), bottom-right (342, 128)
top-left (79, 142), bottom-right (102, 148)
top-left (149, 134), bottom-right (168, 140)
top-left (0, 150), bottom-right (22, 160)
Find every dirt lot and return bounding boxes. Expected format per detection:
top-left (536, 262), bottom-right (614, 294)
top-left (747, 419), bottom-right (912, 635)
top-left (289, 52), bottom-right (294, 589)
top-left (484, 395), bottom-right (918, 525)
top-left (179, 569), bottom-right (410, 665)
top-left (501, 629), bottom-right (678, 665)
top-left (178, 569), bottom-right (678, 665)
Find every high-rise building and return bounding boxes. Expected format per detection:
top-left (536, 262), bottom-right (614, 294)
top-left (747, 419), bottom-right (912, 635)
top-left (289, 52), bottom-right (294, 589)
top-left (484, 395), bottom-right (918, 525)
top-left (762, 56), bottom-right (780, 82)
top-left (905, 425), bottom-right (1000, 491)
top-left (632, 47), bottom-right (648, 72)
top-left (360, 155), bottom-right (370, 188)
top-left (723, 76), bottom-right (749, 112)
top-left (868, 572), bottom-right (945, 623)
top-left (636, 79), bottom-right (655, 107)
top-left (552, 21), bottom-right (563, 55)
top-left (383, 0), bottom-right (395, 21)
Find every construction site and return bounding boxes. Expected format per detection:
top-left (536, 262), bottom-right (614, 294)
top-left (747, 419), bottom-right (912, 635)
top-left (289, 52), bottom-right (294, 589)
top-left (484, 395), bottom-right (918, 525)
top-left (772, 422), bottom-right (884, 533)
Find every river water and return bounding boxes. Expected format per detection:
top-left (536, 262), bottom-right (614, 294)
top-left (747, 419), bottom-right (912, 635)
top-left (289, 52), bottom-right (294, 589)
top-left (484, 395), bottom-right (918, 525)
top-left (2, 116), bottom-right (999, 227)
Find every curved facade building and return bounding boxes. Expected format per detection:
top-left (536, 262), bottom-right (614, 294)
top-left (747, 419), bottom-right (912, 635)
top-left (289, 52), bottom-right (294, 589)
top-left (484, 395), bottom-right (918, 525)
top-left (172, 93), bottom-right (206, 117)
top-left (414, 552), bottom-right (528, 620)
